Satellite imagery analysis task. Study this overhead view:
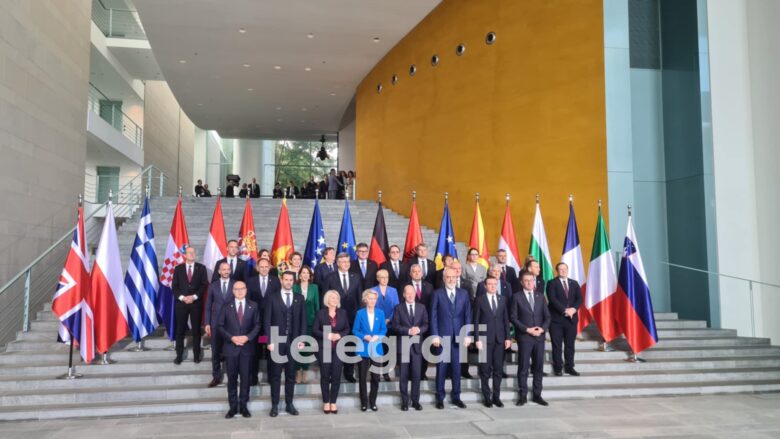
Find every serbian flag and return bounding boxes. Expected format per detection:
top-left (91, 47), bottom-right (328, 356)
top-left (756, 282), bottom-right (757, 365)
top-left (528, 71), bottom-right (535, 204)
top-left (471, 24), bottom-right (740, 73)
top-left (584, 204), bottom-right (622, 342)
top-left (369, 201), bottom-right (389, 265)
top-left (469, 197), bottom-right (490, 269)
top-left (88, 201), bottom-right (130, 354)
top-left (203, 196), bottom-right (228, 279)
top-left (403, 198), bottom-right (423, 262)
top-left (497, 198), bottom-right (521, 272)
top-left (238, 197), bottom-right (258, 271)
top-left (271, 198), bottom-right (295, 268)
top-left (158, 196), bottom-right (189, 341)
top-left (615, 215), bottom-right (658, 353)
top-left (52, 204), bottom-right (94, 363)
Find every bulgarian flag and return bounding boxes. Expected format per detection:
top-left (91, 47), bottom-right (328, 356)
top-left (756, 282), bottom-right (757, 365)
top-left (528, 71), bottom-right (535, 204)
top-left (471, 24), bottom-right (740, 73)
top-left (468, 196), bottom-right (490, 269)
top-left (271, 198), bottom-right (295, 268)
top-left (497, 196), bottom-right (520, 272)
top-left (583, 204), bottom-right (621, 342)
top-left (528, 197), bottom-right (554, 281)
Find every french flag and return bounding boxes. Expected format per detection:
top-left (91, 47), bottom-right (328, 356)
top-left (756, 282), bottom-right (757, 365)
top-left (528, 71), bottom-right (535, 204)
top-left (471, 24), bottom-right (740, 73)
top-left (614, 215), bottom-right (658, 354)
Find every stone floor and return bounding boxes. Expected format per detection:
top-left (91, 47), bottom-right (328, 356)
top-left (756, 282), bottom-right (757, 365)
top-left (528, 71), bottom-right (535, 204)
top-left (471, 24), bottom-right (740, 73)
top-left (1, 393), bottom-right (780, 438)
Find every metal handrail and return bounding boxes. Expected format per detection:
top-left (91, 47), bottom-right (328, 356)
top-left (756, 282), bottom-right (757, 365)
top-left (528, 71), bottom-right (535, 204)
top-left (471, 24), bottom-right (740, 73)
top-left (88, 83), bottom-right (143, 149)
top-left (659, 261), bottom-right (780, 289)
top-left (92, 0), bottom-right (146, 40)
top-left (0, 165), bottom-right (164, 301)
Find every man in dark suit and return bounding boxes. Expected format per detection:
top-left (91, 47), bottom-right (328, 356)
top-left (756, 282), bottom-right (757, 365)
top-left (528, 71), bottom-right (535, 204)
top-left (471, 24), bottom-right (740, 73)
top-left (325, 252), bottom-right (361, 382)
top-left (495, 249), bottom-right (519, 293)
top-left (402, 263), bottom-right (435, 380)
top-left (171, 246), bottom-right (210, 365)
top-left (476, 264), bottom-right (513, 300)
top-left (473, 277), bottom-right (512, 407)
top-left (430, 267), bottom-right (473, 409)
top-left (211, 240), bottom-right (246, 283)
top-left (246, 257), bottom-right (281, 385)
top-left (264, 271), bottom-right (306, 417)
top-left (350, 242), bottom-right (378, 288)
top-left (249, 178), bottom-right (260, 198)
top-left (510, 271), bottom-right (551, 407)
top-left (205, 262), bottom-right (234, 387)
top-left (225, 182), bottom-right (235, 198)
top-left (392, 285), bottom-right (429, 411)
top-left (217, 281), bottom-right (260, 418)
top-left (525, 259), bottom-right (546, 294)
top-left (380, 245), bottom-right (406, 290)
top-left (314, 247), bottom-right (337, 297)
top-left (434, 254), bottom-right (455, 290)
top-left (547, 262), bottom-right (583, 377)
top-left (410, 243), bottom-right (436, 286)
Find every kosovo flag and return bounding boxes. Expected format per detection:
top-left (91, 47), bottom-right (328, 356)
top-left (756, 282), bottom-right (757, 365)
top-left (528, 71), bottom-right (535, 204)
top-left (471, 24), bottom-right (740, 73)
top-left (304, 199), bottom-right (327, 268)
top-left (434, 199), bottom-right (458, 269)
top-left (337, 200), bottom-right (357, 259)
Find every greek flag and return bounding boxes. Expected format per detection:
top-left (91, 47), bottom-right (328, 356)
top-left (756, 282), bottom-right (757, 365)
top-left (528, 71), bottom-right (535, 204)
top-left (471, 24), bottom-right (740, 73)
top-left (123, 196), bottom-right (160, 341)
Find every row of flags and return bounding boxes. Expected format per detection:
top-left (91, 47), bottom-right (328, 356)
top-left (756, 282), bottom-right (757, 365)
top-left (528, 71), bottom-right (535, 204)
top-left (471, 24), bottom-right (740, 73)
top-left (52, 192), bottom-right (659, 365)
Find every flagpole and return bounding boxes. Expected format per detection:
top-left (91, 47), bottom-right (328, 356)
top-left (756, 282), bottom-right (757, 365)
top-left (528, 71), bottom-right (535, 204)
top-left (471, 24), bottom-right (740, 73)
top-left (623, 204), bottom-right (646, 363)
top-left (593, 198), bottom-right (617, 353)
top-left (412, 190), bottom-right (416, 201)
top-left (378, 190), bottom-right (382, 203)
top-left (128, 189), bottom-right (153, 353)
top-left (58, 194), bottom-right (85, 380)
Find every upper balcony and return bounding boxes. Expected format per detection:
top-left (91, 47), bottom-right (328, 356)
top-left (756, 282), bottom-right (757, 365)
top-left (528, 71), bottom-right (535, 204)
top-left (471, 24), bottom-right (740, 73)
top-left (92, 0), bottom-right (146, 40)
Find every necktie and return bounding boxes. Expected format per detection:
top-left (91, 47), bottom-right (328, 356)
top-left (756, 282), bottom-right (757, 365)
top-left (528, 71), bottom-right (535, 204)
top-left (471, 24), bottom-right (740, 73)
top-left (408, 304), bottom-right (414, 318)
top-left (342, 273), bottom-right (348, 291)
top-left (230, 259), bottom-right (235, 274)
top-left (222, 281), bottom-right (227, 297)
top-left (491, 295), bottom-right (497, 313)
top-left (237, 302), bottom-right (244, 324)
top-left (285, 292), bottom-right (292, 308)
top-left (187, 265), bottom-right (193, 282)
top-left (563, 279), bottom-right (569, 299)
top-left (421, 260), bottom-right (427, 277)
top-left (393, 262), bottom-right (399, 277)
top-left (328, 264), bottom-right (333, 272)
top-left (527, 292), bottom-right (534, 309)
top-left (501, 266), bottom-right (506, 280)
top-left (415, 283), bottom-right (421, 300)
top-left (448, 289), bottom-right (455, 304)
top-left (360, 260), bottom-right (366, 277)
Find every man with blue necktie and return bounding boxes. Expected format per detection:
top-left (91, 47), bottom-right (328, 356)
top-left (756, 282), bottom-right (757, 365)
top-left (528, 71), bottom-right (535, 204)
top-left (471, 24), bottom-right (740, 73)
top-left (350, 242), bottom-right (378, 288)
top-left (205, 262), bottom-right (235, 388)
top-left (430, 267), bottom-right (472, 409)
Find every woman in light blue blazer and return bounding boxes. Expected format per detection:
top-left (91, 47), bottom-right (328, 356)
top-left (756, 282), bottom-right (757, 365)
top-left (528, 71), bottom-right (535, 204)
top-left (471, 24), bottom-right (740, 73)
top-left (353, 289), bottom-right (387, 412)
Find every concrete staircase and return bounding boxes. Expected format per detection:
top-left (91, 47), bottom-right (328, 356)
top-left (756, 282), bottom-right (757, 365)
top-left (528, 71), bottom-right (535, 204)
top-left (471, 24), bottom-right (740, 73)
top-left (1, 197), bottom-right (779, 421)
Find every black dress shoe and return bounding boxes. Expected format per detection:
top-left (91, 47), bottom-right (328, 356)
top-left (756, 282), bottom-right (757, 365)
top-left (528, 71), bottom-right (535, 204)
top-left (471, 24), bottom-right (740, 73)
top-left (516, 396), bottom-right (527, 406)
top-left (421, 375), bottom-right (428, 381)
top-left (461, 371), bottom-right (473, 379)
top-left (482, 399), bottom-right (493, 408)
top-left (173, 357), bottom-right (182, 365)
top-left (435, 400), bottom-right (444, 410)
top-left (412, 402), bottom-right (422, 411)
top-left (269, 405), bottom-right (278, 417)
top-left (225, 409), bottom-right (236, 419)
top-left (532, 396), bottom-right (549, 406)
top-left (542, 372), bottom-right (548, 377)
top-left (492, 399), bottom-right (504, 408)
top-left (452, 399), bottom-right (467, 409)
top-left (383, 373), bottom-right (392, 382)
top-left (240, 407), bottom-right (251, 418)
top-left (401, 403), bottom-right (408, 411)
top-left (250, 376), bottom-right (259, 386)
top-left (370, 405), bottom-right (378, 411)
top-left (501, 371), bottom-right (508, 378)
top-left (208, 377), bottom-right (222, 388)
top-left (553, 370), bottom-right (563, 377)
top-left (360, 405), bottom-right (368, 412)
top-left (565, 368), bottom-right (580, 376)
top-left (193, 352), bottom-right (203, 364)
top-left (344, 375), bottom-right (357, 383)
top-left (286, 403), bottom-right (299, 416)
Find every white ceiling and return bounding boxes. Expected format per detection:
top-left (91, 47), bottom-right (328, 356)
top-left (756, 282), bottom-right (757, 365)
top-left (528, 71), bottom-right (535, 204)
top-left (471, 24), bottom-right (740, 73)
top-left (133, 0), bottom-right (441, 140)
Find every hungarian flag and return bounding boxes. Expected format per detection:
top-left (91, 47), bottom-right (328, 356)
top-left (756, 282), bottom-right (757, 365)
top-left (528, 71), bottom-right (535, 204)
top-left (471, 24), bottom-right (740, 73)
top-left (203, 196), bottom-right (228, 279)
top-left (88, 201), bottom-right (130, 354)
top-left (52, 204), bottom-right (94, 363)
top-left (560, 201), bottom-right (589, 334)
top-left (238, 197), bottom-right (258, 271)
top-left (615, 215), bottom-right (658, 353)
top-left (271, 198), bottom-right (295, 268)
top-left (583, 205), bottom-right (621, 342)
top-left (158, 196), bottom-right (189, 341)
top-left (528, 199), bottom-right (554, 281)
top-left (434, 199), bottom-right (458, 270)
top-left (497, 198), bottom-right (521, 272)
top-left (403, 198), bottom-right (423, 262)
top-left (469, 197), bottom-right (490, 269)
top-left (369, 201), bottom-right (389, 265)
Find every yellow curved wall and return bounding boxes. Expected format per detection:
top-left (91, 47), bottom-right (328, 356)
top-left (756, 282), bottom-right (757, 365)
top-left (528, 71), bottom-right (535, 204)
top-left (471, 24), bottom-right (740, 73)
top-left (356, 0), bottom-right (607, 259)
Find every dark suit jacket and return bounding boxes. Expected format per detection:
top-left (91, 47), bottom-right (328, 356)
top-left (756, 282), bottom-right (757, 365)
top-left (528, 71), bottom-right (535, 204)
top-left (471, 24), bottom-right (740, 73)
top-left (534, 277), bottom-right (546, 295)
top-left (509, 290), bottom-right (551, 343)
top-left (249, 183), bottom-right (260, 198)
top-left (311, 308), bottom-right (350, 352)
top-left (172, 262), bottom-right (209, 299)
top-left (205, 278), bottom-right (235, 327)
top-left (500, 265), bottom-right (519, 293)
top-left (546, 277), bottom-right (583, 324)
top-left (380, 260), bottom-right (406, 289)
top-left (263, 290), bottom-right (307, 344)
top-left (350, 258), bottom-right (378, 289)
top-left (391, 302), bottom-right (429, 354)
top-left (226, 185), bottom-right (235, 197)
top-left (211, 257), bottom-right (247, 283)
top-left (314, 262), bottom-right (337, 295)
top-left (475, 279), bottom-right (513, 300)
top-left (473, 293), bottom-right (511, 344)
top-left (407, 258), bottom-right (436, 285)
top-left (217, 299), bottom-right (261, 357)
top-left (430, 287), bottom-right (472, 338)
top-left (246, 274), bottom-right (281, 310)
top-left (325, 270), bottom-right (362, 322)
top-left (401, 279), bottom-right (435, 310)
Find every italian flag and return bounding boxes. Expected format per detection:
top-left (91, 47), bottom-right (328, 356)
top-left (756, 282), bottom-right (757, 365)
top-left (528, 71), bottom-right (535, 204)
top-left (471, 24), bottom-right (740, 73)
top-left (528, 201), bottom-right (554, 281)
top-left (583, 206), bottom-right (621, 341)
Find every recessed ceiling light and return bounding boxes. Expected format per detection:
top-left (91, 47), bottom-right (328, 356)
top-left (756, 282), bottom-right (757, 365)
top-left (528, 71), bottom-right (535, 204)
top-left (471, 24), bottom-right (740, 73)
top-left (274, 65), bottom-right (282, 70)
top-left (301, 107), bottom-right (308, 111)
top-left (276, 118), bottom-right (283, 122)
top-left (242, 63), bottom-right (251, 68)
top-left (238, 28), bottom-right (246, 34)
top-left (197, 103), bottom-right (203, 106)
top-left (301, 120), bottom-right (305, 123)
top-left (178, 59), bottom-right (187, 64)
top-left (247, 88), bottom-right (254, 91)
top-left (329, 92), bottom-right (337, 96)
top-left (307, 33), bottom-right (314, 39)
top-left (372, 37), bottom-right (380, 43)
top-left (275, 106), bottom-right (282, 110)
top-left (304, 67), bottom-right (312, 71)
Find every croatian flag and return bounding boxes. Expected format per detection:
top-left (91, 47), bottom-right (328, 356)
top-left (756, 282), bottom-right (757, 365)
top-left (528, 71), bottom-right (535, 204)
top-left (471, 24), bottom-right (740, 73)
top-left (52, 205), bottom-right (94, 363)
top-left (158, 197), bottom-right (189, 341)
top-left (615, 216), bottom-right (658, 354)
top-left (123, 197), bottom-right (160, 342)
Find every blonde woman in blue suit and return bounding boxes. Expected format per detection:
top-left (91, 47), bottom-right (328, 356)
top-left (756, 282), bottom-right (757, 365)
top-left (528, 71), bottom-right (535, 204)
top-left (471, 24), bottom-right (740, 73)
top-left (353, 289), bottom-right (387, 412)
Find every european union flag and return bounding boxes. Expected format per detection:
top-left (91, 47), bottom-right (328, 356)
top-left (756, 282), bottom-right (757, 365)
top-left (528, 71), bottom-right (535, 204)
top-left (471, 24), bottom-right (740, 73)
top-left (434, 199), bottom-right (458, 269)
top-left (304, 199), bottom-right (327, 268)
top-left (337, 200), bottom-right (357, 259)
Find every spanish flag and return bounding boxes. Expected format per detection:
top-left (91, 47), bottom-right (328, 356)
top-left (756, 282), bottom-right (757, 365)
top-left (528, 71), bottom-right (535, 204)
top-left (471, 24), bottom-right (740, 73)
top-left (271, 198), bottom-right (295, 268)
top-left (468, 197), bottom-right (490, 269)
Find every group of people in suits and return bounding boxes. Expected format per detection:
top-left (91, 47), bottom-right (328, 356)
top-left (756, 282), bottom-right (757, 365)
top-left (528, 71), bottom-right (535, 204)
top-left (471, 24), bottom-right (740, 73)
top-left (170, 238), bottom-right (584, 419)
